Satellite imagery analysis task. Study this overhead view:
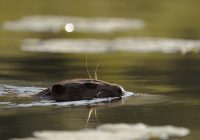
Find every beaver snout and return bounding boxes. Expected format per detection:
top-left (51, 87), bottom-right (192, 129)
top-left (113, 84), bottom-right (125, 96)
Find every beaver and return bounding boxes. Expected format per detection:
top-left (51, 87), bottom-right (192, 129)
top-left (35, 79), bottom-right (125, 102)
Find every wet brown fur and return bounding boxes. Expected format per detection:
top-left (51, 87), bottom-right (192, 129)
top-left (36, 79), bottom-right (124, 102)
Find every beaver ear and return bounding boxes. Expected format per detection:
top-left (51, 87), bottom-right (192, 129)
top-left (51, 84), bottom-right (65, 94)
top-left (83, 82), bottom-right (97, 89)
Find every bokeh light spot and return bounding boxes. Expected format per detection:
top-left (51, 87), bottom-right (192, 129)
top-left (65, 23), bottom-right (74, 32)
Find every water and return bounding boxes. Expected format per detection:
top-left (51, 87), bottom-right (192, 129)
top-left (2, 16), bottom-right (144, 33)
top-left (0, 53), bottom-right (199, 140)
top-left (0, 0), bottom-right (200, 140)
top-left (21, 37), bottom-right (200, 54)
top-left (12, 123), bottom-right (190, 140)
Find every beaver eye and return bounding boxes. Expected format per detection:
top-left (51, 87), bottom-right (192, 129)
top-left (51, 84), bottom-right (65, 94)
top-left (116, 87), bottom-right (122, 93)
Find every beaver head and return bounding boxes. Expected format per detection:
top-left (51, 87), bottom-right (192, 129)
top-left (37, 79), bottom-right (125, 102)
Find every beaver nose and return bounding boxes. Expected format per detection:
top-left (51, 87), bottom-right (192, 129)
top-left (116, 86), bottom-right (125, 95)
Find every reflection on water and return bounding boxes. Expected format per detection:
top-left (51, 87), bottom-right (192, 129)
top-left (21, 37), bottom-right (200, 54)
top-left (12, 123), bottom-right (189, 140)
top-left (2, 15), bottom-right (144, 33)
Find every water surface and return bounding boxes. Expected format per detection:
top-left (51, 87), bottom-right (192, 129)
top-left (0, 53), bottom-right (199, 140)
top-left (0, 0), bottom-right (200, 140)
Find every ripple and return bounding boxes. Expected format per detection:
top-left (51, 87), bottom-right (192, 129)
top-left (2, 15), bottom-right (144, 33)
top-left (12, 123), bottom-right (190, 140)
top-left (12, 92), bottom-right (133, 108)
top-left (0, 84), bottom-right (45, 96)
top-left (21, 37), bottom-right (200, 54)
top-left (22, 38), bottom-right (111, 53)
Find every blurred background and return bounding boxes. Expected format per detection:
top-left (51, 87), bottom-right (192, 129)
top-left (0, 0), bottom-right (200, 140)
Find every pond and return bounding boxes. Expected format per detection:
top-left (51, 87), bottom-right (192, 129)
top-left (0, 0), bottom-right (200, 140)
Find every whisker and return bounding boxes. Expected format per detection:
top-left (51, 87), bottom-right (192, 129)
top-left (86, 55), bottom-right (93, 81)
top-left (94, 63), bottom-right (100, 80)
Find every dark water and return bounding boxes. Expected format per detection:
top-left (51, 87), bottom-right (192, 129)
top-left (0, 0), bottom-right (200, 140)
